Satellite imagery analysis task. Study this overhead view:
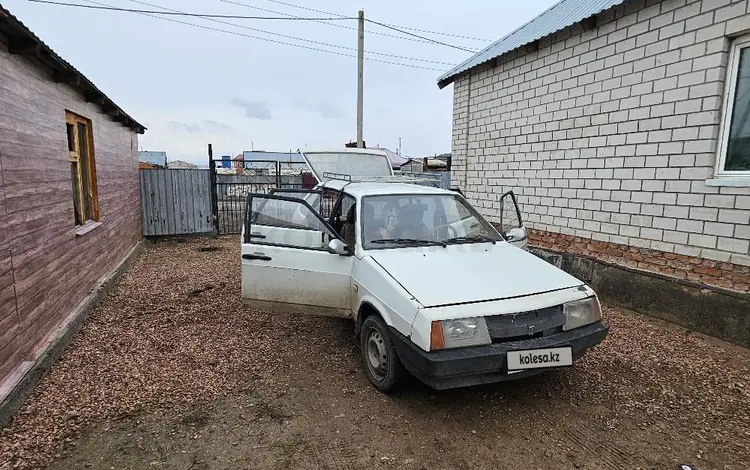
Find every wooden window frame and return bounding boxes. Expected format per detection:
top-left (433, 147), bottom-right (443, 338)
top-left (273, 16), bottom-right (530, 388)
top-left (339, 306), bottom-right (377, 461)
top-left (66, 111), bottom-right (99, 226)
top-left (714, 34), bottom-right (750, 180)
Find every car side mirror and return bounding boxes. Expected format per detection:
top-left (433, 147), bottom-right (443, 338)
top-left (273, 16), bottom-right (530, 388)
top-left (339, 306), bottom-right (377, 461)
top-left (505, 227), bottom-right (528, 242)
top-left (328, 238), bottom-right (351, 256)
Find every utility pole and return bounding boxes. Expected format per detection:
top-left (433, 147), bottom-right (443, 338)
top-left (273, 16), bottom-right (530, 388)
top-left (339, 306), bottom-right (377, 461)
top-left (357, 9), bottom-right (364, 148)
top-left (398, 137), bottom-right (402, 155)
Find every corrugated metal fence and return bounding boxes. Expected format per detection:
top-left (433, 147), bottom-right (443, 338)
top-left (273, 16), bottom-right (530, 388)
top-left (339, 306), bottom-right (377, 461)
top-left (140, 169), bottom-right (212, 236)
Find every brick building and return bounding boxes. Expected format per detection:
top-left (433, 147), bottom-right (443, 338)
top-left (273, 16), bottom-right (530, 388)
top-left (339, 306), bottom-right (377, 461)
top-left (438, 0), bottom-right (750, 292)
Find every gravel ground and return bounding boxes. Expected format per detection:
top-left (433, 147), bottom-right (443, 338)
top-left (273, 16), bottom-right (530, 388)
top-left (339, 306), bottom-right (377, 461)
top-left (0, 236), bottom-right (748, 470)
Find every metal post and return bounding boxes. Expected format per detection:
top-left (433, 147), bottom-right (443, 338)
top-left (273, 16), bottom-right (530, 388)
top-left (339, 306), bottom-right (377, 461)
top-left (207, 144), bottom-right (219, 235)
top-left (357, 9), bottom-right (364, 148)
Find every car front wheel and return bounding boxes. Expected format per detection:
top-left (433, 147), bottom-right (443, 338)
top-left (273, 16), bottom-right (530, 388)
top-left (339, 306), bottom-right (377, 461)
top-left (360, 315), bottom-right (405, 393)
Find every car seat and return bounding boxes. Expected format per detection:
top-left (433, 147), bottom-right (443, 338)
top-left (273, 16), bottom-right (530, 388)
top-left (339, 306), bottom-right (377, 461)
top-left (392, 203), bottom-right (429, 239)
top-left (341, 204), bottom-right (356, 249)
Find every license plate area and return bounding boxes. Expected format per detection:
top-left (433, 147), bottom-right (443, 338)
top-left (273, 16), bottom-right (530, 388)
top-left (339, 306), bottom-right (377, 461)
top-left (506, 346), bottom-right (573, 371)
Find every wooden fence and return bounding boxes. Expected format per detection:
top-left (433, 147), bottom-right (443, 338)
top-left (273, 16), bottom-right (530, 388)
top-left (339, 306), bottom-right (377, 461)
top-left (139, 169), bottom-right (213, 236)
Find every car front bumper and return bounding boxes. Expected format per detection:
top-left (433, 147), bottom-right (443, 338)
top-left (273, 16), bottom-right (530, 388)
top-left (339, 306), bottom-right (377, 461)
top-left (389, 321), bottom-right (608, 390)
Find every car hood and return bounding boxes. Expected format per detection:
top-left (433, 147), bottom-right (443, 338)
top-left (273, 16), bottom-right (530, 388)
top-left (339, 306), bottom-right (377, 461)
top-left (368, 242), bottom-right (583, 308)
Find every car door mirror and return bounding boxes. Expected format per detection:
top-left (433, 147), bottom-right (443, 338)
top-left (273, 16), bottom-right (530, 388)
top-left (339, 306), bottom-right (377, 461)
top-left (505, 226), bottom-right (527, 242)
top-left (328, 238), bottom-right (351, 256)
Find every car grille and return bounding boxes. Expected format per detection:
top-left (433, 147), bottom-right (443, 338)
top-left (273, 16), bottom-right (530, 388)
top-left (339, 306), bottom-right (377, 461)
top-left (485, 305), bottom-right (565, 343)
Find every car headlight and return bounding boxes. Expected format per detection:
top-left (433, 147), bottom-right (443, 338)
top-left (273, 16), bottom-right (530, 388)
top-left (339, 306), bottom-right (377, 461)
top-left (563, 296), bottom-right (602, 331)
top-left (430, 317), bottom-right (491, 351)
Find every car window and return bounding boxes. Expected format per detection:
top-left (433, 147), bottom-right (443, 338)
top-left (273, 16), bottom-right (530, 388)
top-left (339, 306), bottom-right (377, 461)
top-left (341, 196), bottom-right (355, 220)
top-left (321, 190), bottom-right (339, 219)
top-left (338, 195), bottom-right (357, 249)
top-left (250, 196), bottom-right (328, 232)
top-left (331, 194), bottom-right (356, 238)
top-left (361, 194), bottom-right (501, 249)
top-left (269, 190), bottom-right (322, 215)
top-left (499, 191), bottom-right (522, 235)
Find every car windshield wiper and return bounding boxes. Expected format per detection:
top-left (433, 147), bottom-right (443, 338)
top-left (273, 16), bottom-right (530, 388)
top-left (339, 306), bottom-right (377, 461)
top-left (443, 235), bottom-right (497, 245)
top-left (370, 238), bottom-right (446, 248)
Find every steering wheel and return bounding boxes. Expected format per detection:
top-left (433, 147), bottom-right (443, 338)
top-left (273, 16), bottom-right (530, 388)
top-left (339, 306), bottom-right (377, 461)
top-left (429, 223), bottom-right (458, 239)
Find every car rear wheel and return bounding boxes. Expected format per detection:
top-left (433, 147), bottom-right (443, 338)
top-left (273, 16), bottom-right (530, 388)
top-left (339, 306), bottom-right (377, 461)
top-left (360, 315), bottom-right (405, 393)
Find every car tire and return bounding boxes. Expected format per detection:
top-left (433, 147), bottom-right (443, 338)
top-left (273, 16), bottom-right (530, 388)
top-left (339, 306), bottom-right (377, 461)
top-left (360, 315), bottom-right (405, 393)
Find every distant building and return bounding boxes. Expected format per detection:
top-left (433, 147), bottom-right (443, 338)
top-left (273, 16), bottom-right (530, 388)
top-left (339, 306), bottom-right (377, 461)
top-left (379, 148), bottom-right (410, 169)
top-left (400, 153), bottom-right (452, 172)
top-left (138, 151), bottom-right (166, 168)
top-left (221, 155), bottom-right (231, 168)
top-left (168, 160), bottom-right (198, 169)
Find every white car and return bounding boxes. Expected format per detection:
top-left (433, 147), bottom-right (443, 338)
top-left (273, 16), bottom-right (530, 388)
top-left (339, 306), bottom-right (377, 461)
top-left (241, 149), bottom-right (608, 392)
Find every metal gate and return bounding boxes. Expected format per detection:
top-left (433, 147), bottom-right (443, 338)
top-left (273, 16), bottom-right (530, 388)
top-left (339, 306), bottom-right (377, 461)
top-left (209, 156), bottom-right (313, 234)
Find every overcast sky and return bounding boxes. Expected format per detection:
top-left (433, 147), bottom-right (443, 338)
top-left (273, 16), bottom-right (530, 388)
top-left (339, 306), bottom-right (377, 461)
top-left (5, 0), bottom-right (558, 163)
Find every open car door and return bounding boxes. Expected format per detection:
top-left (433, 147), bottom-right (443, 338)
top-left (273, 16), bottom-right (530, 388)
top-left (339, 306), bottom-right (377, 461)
top-left (498, 190), bottom-right (528, 250)
top-left (241, 194), bottom-right (354, 317)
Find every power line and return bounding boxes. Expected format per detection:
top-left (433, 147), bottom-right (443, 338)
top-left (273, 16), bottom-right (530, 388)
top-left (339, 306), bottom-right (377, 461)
top-left (123, 0), bottom-right (456, 66)
top-left (72, 0), bottom-right (448, 71)
top-left (217, 0), bottom-right (459, 47)
top-left (26, 0), bottom-right (353, 20)
top-left (366, 19), bottom-right (476, 54)
top-left (33, 0), bottom-right (456, 66)
top-left (263, 0), bottom-right (492, 42)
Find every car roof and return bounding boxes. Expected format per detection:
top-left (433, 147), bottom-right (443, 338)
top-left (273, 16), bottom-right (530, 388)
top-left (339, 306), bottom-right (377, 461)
top-left (316, 180), bottom-right (453, 198)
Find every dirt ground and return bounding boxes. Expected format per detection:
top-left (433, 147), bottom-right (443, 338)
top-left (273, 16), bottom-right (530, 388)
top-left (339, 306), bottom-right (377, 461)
top-left (0, 236), bottom-right (748, 470)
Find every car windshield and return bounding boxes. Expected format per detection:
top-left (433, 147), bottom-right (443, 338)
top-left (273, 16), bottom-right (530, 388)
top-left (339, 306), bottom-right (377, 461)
top-left (361, 194), bottom-right (501, 249)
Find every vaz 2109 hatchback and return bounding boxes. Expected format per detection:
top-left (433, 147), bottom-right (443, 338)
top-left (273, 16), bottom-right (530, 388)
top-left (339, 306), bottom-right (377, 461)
top-left (240, 149), bottom-right (608, 392)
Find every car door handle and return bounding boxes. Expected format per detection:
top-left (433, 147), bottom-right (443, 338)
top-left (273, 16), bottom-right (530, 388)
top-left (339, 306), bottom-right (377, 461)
top-left (242, 253), bottom-right (272, 261)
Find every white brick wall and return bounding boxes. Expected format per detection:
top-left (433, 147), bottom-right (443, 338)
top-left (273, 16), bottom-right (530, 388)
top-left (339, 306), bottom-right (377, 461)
top-left (451, 0), bottom-right (750, 266)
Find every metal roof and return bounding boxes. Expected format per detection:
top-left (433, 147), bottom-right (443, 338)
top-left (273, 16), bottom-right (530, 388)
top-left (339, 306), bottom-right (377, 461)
top-left (0, 4), bottom-right (146, 133)
top-left (437, 0), bottom-right (628, 89)
top-left (242, 150), bottom-right (306, 163)
top-left (138, 151), bottom-right (167, 166)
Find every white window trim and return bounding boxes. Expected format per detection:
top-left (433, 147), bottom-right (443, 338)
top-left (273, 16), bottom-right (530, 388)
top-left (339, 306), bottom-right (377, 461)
top-left (712, 33), bottom-right (750, 183)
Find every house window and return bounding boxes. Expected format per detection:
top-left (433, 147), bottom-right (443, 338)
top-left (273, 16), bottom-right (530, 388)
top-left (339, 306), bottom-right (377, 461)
top-left (717, 34), bottom-right (750, 177)
top-left (65, 111), bottom-right (99, 226)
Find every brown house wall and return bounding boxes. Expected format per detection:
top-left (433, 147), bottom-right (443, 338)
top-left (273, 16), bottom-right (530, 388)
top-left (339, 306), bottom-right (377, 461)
top-left (0, 42), bottom-right (141, 384)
